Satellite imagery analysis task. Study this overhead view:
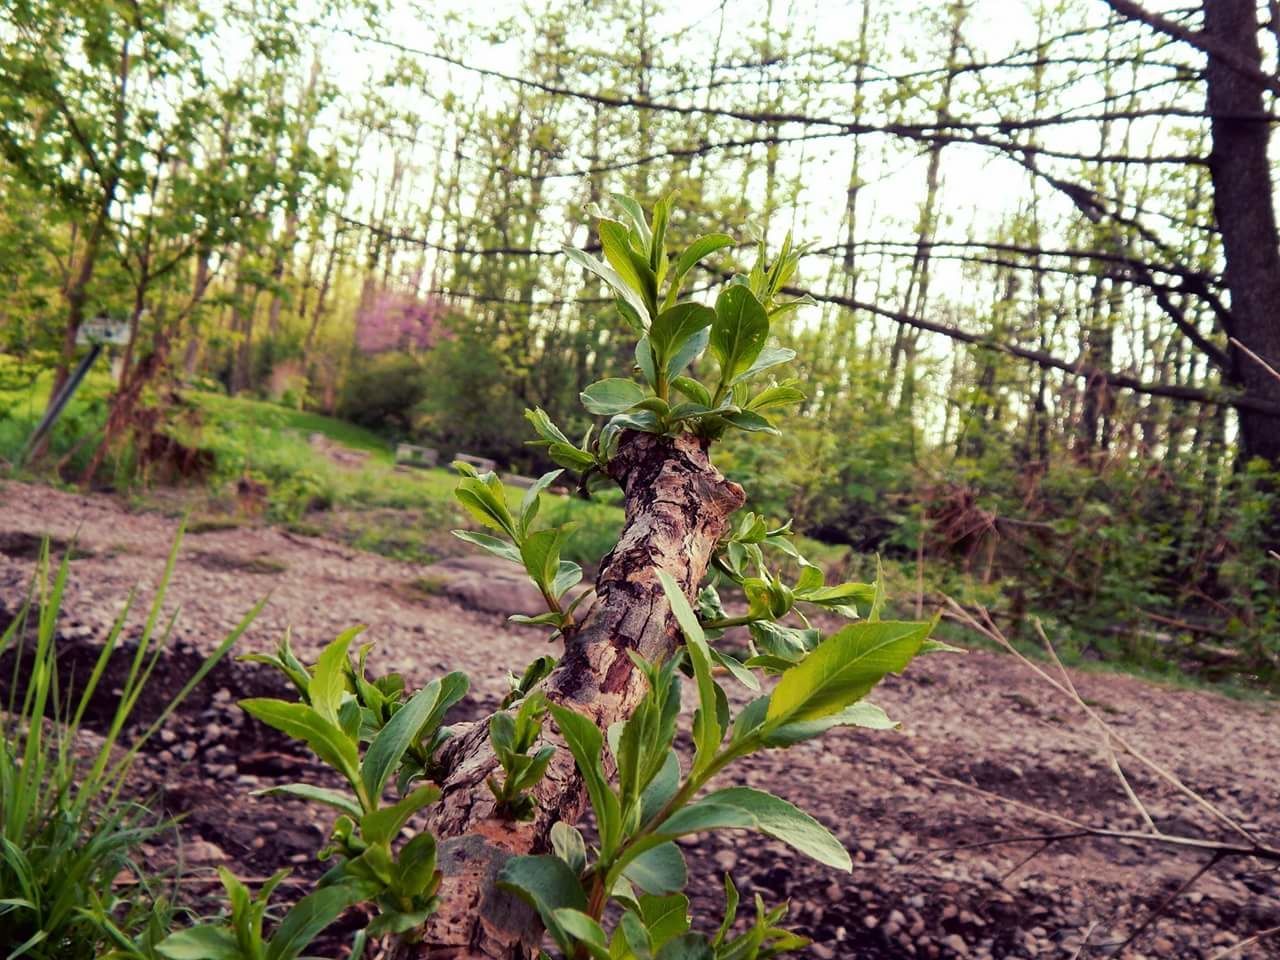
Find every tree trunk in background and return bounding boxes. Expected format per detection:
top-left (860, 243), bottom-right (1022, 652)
top-left (400, 432), bottom-right (744, 959)
top-left (1203, 0), bottom-right (1280, 466)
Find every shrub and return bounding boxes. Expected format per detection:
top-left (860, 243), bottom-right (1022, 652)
top-left (338, 352), bottom-right (429, 434)
top-left (177, 194), bottom-right (950, 958)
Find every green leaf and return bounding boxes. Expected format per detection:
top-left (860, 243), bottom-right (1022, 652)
top-left (311, 626), bottom-right (362, 726)
top-left (649, 303), bottom-right (715, 369)
top-left (552, 560), bottom-right (583, 600)
top-left (455, 475), bottom-right (518, 539)
top-left (581, 378), bottom-right (648, 416)
top-left (611, 193), bottom-right (652, 250)
top-left (710, 286), bottom-right (769, 387)
top-left (745, 382), bottom-right (805, 413)
top-left (525, 407), bottom-right (571, 446)
top-left (766, 619), bottom-right (937, 725)
top-left (720, 409), bottom-right (778, 435)
top-left (714, 874), bottom-right (740, 946)
top-left (520, 526), bottom-right (574, 596)
top-left (600, 219), bottom-right (658, 315)
top-left (657, 801), bottom-right (757, 837)
top-left (694, 787), bottom-right (850, 871)
top-left (666, 328), bottom-right (711, 379)
top-left (636, 336), bottom-right (658, 388)
top-left (157, 926), bottom-right (240, 960)
top-left (620, 910), bottom-right (654, 959)
top-left (654, 933), bottom-right (714, 960)
top-left (452, 529), bottom-right (521, 565)
top-left (509, 611), bottom-right (565, 627)
top-left (520, 469), bottom-right (563, 534)
top-left (607, 409), bottom-right (663, 435)
top-left (656, 571), bottom-right (722, 777)
top-left (360, 784), bottom-right (441, 845)
top-left (254, 784), bottom-right (362, 818)
top-left (497, 855), bottom-right (589, 955)
top-left (639, 894), bottom-right (691, 950)
top-left (552, 910), bottom-right (611, 960)
top-left (266, 883), bottom-right (371, 960)
top-left (549, 705), bottom-right (622, 855)
top-left (664, 234), bottom-right (735, 308)
top-left (671, 376), bottom-right (712, 407)
top-left (738, 346), bottom-right (796, 382)
top-left (650, 192), bottom-right (673, 275)
top-left (762, 701), bottom-right (897, 747)
top-left (392, 831), bottom-right (439, 897)
top-left (796, 581), bottom-right (876, 616)
top-left (363, 679), bottom-right (449, 802)
top-left (564, 246), bottom-right (650, 330)
top-left (868, 558), bottom-right (887, 622)
top-left (240, 699), bottom-right (360, 787)
top-left (550, 822), bottom-right (587, 874)
top-left (640, 750), bottom-right (682, 824)
top-left (622, 842), bottom-right (687, 896)
top-left (709, 647), bottom-right (759, 691)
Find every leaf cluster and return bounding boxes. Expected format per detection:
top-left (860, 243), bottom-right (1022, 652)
top-left (494, 571), bottom-right (947, 960)
top-left (161, 629), bottom-right (472, 954)
top-left (450, 461), bottom-right (590, 634)
top-left (487, 691), bottom-right (557, 820)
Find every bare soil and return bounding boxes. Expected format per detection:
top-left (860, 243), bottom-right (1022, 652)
top-left (2, 479), bottom-right (1278, 959)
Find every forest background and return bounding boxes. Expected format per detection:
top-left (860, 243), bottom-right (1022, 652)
top-left (2, 0), bottom-right (1278, 687)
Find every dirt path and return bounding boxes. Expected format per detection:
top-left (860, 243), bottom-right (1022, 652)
top-left (2, 479), bottom-right (1278, 959)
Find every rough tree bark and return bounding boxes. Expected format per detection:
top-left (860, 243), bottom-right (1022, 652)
top-left (397, 431), bottom-right (745, 959)
top-left (1201, 0), bottom-right (1280, 468)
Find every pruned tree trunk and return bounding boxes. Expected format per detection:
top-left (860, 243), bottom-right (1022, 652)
top-left (399, 431), bottom-right (744, 959)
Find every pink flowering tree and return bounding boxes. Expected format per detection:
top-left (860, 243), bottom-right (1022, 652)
top-left (354, 279), bottom-right (448, 355)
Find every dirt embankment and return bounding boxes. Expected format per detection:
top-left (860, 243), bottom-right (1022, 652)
top-left (1, 479), bottom-right (1278, 959)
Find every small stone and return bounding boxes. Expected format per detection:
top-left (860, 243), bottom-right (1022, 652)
top-left (184, 840), bottom-right (227, 864)
top-left (810, 946), bottom-right (835, 960)
top-left (713, 850), bottom-right (738, 872)
top-left (941, 934), bottom-right (968, 956)
top-left (1152, 937), bottom-right (1175, 957)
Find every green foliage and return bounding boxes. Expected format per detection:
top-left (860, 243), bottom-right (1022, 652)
top-left (224, 630), bottom-right (471, 942)
top-left (442, 196), bottom-right (950, 957)
top-left (493, 569), bottom-right (943, 960)
top-left (155, 868), bottom-right (369, 960)
top-left (338, 353), bottom-right (430, 434)
top-left (0, 530), bottom-right (260, 960)
top-left (416, 324), bottom-right (531, 461)
top-left (554, 196), bottom-right (807, 461)
top-left (450, 462), bottom-right (590, 635)
top-left (487, 691), bottom-right (556, 820)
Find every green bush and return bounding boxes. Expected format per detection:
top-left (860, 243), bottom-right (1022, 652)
top-left (338, 352), bottom-right (429, 434)
top-left (414, 325), bottom-right (527, 462)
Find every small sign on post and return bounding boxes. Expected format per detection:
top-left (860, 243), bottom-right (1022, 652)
top-left (76, 315), bottom-right (132, 347)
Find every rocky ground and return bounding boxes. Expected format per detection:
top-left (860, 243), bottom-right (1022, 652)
top-left (2, 478), bottom-right (1278, 959)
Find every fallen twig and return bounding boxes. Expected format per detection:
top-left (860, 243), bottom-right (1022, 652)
top-left (1209, 924), bottom-right (1280, 959)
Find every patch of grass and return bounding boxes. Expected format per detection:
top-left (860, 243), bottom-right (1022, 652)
top-left (192, 550), bottom-right (289, 575)
top-left (407, 574), bottom-right (450, 597)
top-left (187, 515), bottom-right (245, 534)
top-left (0, 356), bottom-right (113, 475)
top-left (0, 531), bottom-right (257, 958)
